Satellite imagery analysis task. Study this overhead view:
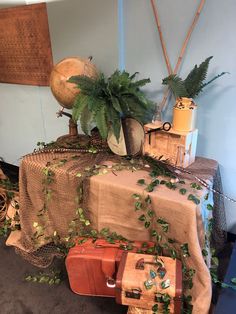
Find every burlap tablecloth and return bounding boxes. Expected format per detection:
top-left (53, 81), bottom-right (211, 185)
top-left (6, 153), bottom-right (226, 314)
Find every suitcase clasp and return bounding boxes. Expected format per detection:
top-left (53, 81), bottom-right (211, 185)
top-left (106, 277), bottom-right (116, 288)
top-left (125, 288), bottom-right (142, 299)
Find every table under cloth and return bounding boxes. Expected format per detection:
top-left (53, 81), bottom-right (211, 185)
top-left (6, 152), bottom-right (226, 314)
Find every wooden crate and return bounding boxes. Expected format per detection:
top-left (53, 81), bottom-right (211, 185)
top-left (143, 123), bottom-right (198, 168)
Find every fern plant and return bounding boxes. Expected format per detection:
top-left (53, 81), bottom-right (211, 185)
top-left (162, 56), bottom-right (228, 99)
top-left (68, 71), bottom-right (155, 141)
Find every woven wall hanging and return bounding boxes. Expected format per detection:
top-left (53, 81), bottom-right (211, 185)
top-left (0, 3), bottom-right (53, 86)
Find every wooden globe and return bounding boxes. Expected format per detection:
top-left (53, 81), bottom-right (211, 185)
top-left (50, 57), bottom-right (98, 109)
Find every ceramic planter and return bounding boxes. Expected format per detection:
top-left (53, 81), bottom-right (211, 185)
top-left (172, 97), bottom-right (197, 132)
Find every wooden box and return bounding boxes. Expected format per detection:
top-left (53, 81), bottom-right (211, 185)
top-left (143, 123), bottom-right (198, 168)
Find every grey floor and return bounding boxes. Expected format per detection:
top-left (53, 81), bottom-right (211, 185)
top-left (0, 236), bottom-right (233, 314)
top-left (0, 238), bottom-right (127, 314)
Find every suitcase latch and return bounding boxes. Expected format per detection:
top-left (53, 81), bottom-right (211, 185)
top-left (125, 288), bottom-right (142, 299)
top-left (106, 277), bottom-right (116, 288)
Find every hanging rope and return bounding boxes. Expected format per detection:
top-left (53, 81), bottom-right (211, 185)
top-left (150, 0), bottom-right (206, 116)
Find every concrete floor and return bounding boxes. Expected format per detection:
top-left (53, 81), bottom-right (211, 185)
top-left (0, 238), bottom-right (127, 314)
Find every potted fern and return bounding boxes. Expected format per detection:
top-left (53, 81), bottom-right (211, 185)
top-left (162, 56), bottom-right (227, 132)
top-left (68, 70), bottom-right (155, 142)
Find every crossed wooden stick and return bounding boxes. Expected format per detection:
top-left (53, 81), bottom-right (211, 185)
top-left (150, 0), bottom-right (206, 118)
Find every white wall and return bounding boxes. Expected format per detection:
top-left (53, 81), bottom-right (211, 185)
top-left (124, 0), bottom-right (236, 232)
top-left (0, 0), bottom-right (118, 164)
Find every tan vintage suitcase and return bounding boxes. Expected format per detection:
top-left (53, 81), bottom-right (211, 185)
top-left (116, 252), bottom-right (182, 313)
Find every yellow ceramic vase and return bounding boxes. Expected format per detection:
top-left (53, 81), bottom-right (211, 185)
top-left (172, 97), bottom-right (197, 132)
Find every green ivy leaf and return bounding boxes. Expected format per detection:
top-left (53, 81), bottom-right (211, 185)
top-left (152, 304), bottom-right (158, 312)
top-left (132, 193), bottom-right (141, 200)
top-left (151, 230), bottom-right (157, 237)
top-left (134, 201), bottom-right (142, 211)
top-left (146, 184), bottom-right (154, 192)
top-left (202, 249), bottom-right (208, 257)
top-left (181, 243), bottom-right (190, 257)
top-left (188, 194), bottom-right (200, 205)
top-left (207, 204), bottom-right (213, 211)
top-left (148, 210), bottom-right (154, 218)
top-left (179, 188), bottom-right (187, 195)
top-left (170, 249), bottom-right (177, 259)
top-left (212, 257), bottom-right (219, 267)
top-left (25, 275), bottom-right (32, 282)
top-left (85, 220), bottom-right (91, 226)
top-left (145, 195), bottom-right (152, 204)
top-left (137, 179), bottom-right (146, 185)
top-left (156, 234), bottom-right (162, 242)
top-left (150, 170), bottom-right (159, 178)
top-left (138, 214), bottom-right (146, 222)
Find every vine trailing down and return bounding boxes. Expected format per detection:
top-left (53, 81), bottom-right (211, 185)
top-left (18, 149), bottom-right (216, 313)
top-left (68, 70), bottom-right (155, 142)
top-left (1, 148), bottom-right (232, 313)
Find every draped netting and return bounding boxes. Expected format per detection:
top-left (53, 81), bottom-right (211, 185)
top-left (6, 152), bottom-right (226, 269)
top-left (7, 150), bottom-right (122, 267)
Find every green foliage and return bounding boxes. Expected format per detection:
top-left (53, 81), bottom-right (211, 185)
top-left (162, 74), bottom-right (187, 98)
top-left (0, 219), bottom-right (12, 237)
top-left (162, 56), bottom-right (228, 99)
top-left (25, 269), bottom-right (62, 286)
top-left (0, 178), bottom-right (18, 193)
top-left (68, 71), bottom-right (155, 141)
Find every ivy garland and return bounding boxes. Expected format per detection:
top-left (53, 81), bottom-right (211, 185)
top-left (0, 150), bottom-right (232, 313)
top-left (26, 153), bottom-right (204, 313)
top-left (25, 269), bottom-right (62, 285)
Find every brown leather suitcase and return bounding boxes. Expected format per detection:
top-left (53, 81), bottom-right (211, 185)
top-left (65, 238), bottom-right (154, 297)
top-left (116, 252), bottom-right (182, 313)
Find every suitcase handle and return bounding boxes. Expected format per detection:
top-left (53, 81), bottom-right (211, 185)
top-left (135, 257), bottom-right (165, 270)
top-left (102, 248), bottom-right (117, 287)
top-left (95, 241), bottom-right (132, 250)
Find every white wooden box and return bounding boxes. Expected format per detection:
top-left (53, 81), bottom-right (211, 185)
top-left (143, 123), bottom-right (198, 168)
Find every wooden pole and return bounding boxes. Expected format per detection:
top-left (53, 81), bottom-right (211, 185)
top-left (151, 0), bottom-right (206, 116)
top-left (150, 0), bottom-right (172, 75)
top-left (174, 0), bottom-right (206, 74)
